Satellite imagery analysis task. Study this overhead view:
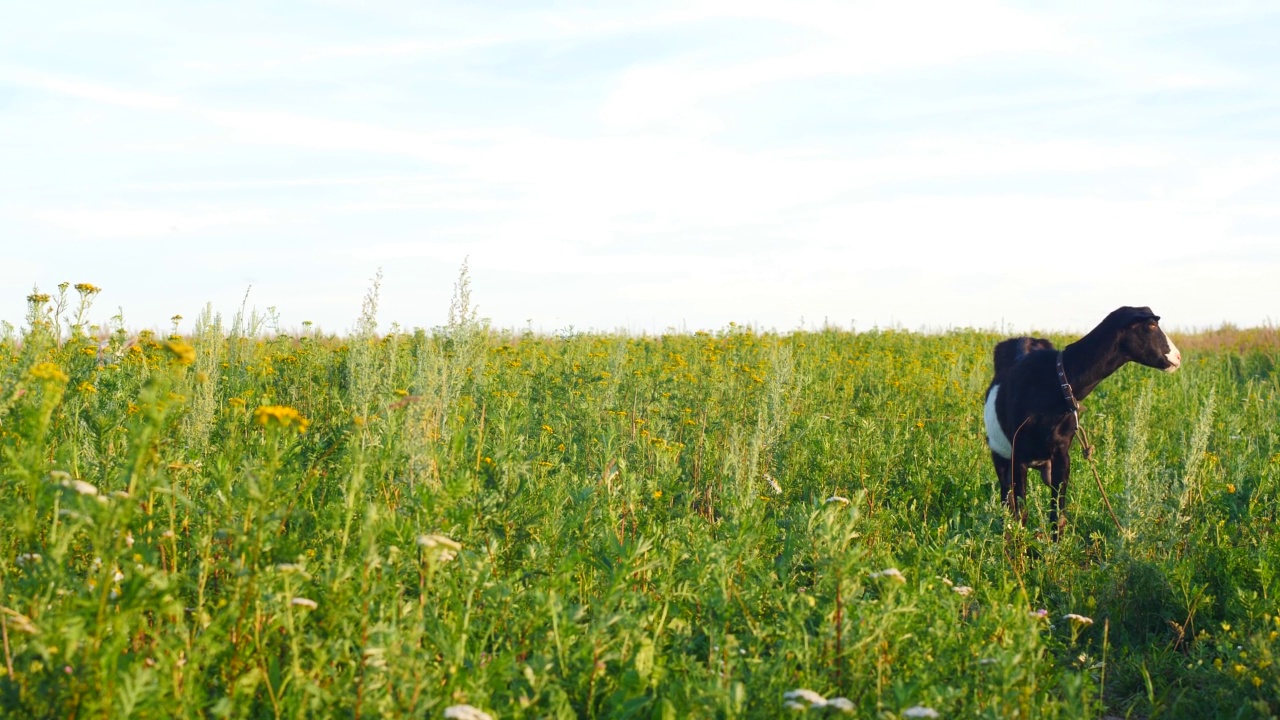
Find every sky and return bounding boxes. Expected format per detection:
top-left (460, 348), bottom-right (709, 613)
top-left (2, 1), bottom-right (1278, 335)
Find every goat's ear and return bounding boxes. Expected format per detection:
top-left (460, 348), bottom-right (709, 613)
top-left (1128, 307), bottom-right (1159, 325)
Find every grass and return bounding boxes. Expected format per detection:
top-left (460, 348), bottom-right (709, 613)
top-left (1, 278), bottom-right (1278, 718)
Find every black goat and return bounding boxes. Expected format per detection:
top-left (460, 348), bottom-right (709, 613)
top-left (983, 306), bottom-right (1181, 538)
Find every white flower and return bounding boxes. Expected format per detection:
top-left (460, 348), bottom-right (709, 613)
top-left (827, 696), bottom-right (855, 713)
top-left (418, 534), bottom-right (461, 563)
top-left (1063, 613), bottom-right (1093, 626)
top-left (826, 495), bottom-right (850, 505)
top-left (290, 597), bottom-right (318, 610)
top-left (418, 534), bottom-right (461, 550)
top-left (783, 689), bottom-right (827, 707)
top-left (61, 478), bottom-right (99, 496)
top-left (443, 704), bottom-right (494, 720)
top-left (124, 533), bottom-right (135, 548)
top-left (870, 568), bottom-right (906, 583)
top-left (902, 706), bottom-right (940, 718)
top-left (783, 700), bottom-right (808, 712)
top-left (765, 474), bottom-right (782, 494)
top-left (15, 553), bottom-right (42, 566)
top-left (951, 586), bottom-right (973, 597)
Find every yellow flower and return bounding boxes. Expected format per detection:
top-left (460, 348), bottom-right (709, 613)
top-left (652, 490), bottom-right (663, 499)
top-left (253, 405), bottom-right (310, 433)
top-left (30, 362), bottom-right (69, 384)
top-left (163, 339), bottom-right (196, 365)
top-left (227, 397), bottom-right (246, 408)
top-left (1227, 483), bottom-right (1237, 494)
top-left (74, 283), bottom-right (102, 295)
top-left (76, 381), bottom-right (97, 394)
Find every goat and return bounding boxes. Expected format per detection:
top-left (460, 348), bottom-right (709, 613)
top-left (983, 306), bottom-right (1181, 538)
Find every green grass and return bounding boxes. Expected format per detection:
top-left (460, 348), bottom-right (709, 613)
top-left (1, 280), bottom-right (1279, 718)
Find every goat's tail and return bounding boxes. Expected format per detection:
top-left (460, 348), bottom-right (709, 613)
top-left (993, 336), bottom-right (1055, 376)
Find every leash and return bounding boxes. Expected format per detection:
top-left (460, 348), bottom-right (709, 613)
top-left (1057, 352), bottom-right (1125, 535)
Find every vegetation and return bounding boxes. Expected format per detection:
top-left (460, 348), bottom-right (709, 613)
top-left (1, 277), bottom-right (1278, 718)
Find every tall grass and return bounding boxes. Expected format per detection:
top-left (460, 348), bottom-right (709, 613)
top-left (1, 282), bottom-right (1278, 718)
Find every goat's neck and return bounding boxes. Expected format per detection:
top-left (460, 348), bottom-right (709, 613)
top-left (1061, 332), bottom-right (1128, 402)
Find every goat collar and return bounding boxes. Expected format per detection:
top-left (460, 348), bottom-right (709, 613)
top-left (1056, 351), bottom-right (1081, 411)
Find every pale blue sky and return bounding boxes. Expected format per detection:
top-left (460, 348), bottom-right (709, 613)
top-left (2, 1), bottom-right (1278, 334)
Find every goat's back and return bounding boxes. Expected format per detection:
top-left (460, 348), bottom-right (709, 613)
top-left (992, 336), bottom-right (1055, 380)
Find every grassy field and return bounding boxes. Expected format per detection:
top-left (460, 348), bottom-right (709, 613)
top-left (1, 279), bottom-right (1278, 719)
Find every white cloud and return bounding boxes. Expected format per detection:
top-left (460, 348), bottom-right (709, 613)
top-left (600, 0), bottom-right (1070, 132)
top-left (0, 66), bottom-right (181, 111)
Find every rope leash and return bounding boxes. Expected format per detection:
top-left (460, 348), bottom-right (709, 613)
top-left (1074, 424), bottom-right (1125, 535)
top-left (1057, 351), bottom-right (1125, 536)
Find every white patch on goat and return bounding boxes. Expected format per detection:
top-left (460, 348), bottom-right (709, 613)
top-left (984, 385), bottom-right (1012, 459)
top-left (1161, 330), bottom-right (1182, 372)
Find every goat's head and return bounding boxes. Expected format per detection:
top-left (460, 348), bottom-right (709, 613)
top-left (1112, 306), bottom-right (1181, 372)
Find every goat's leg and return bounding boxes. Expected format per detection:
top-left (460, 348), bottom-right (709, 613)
top-left (992, 452), bottom-right (1013, 505)
top-left (1007, 461), bottom-right (1029, 526)
top-left (1049, 449), bottom-right (1071, 541)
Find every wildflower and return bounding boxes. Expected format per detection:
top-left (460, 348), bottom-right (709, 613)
top-left (826, 495), bottom-right (850, 505)
top-left (870, 568), bottom-right (906, 583)
top-left (124, 533), bottom-right (134, 548)
top-left (253, 405), bottom-right (310, 433)
top-left (783, 689), bottom-right (827, 708)
top-left (74, 283), bottom-right (102, 295)
top-left (443, 705), bottom-right (494, 720)
top-left (1030, 608), bottom-right (1049, 620)
top-left (1063, 613), bottom-right (1094, 627)
top-left (827, 697), bottom-right (855, 713)
top-left (903, 706), bottom-right (940, 718)
top-left (30, 362), bottom-right (69, 384)
top-left (163, 339), bottom-right (196, 365)
top-left (56, 475), bottom-right (99, 496)
top-left (76, 381), bottom-right (97, 394)
top-left (290, 597), bottom-right (318, 610)
top-left (652, 490), bottom-right (663, 500)
top-left (418, 534), bottom-right (461, 562)
top-left (1227, 483), bottom-right (1236, 494)
top-left (952, 585), bottom-right (973, 597)
top-left (27, 292), bottom-right (52, 305)
top-left (765, 474), bottom-right (782, 494)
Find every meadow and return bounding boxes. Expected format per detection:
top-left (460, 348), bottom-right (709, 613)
top-left (1, 277), bottom-right (1278, 719)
